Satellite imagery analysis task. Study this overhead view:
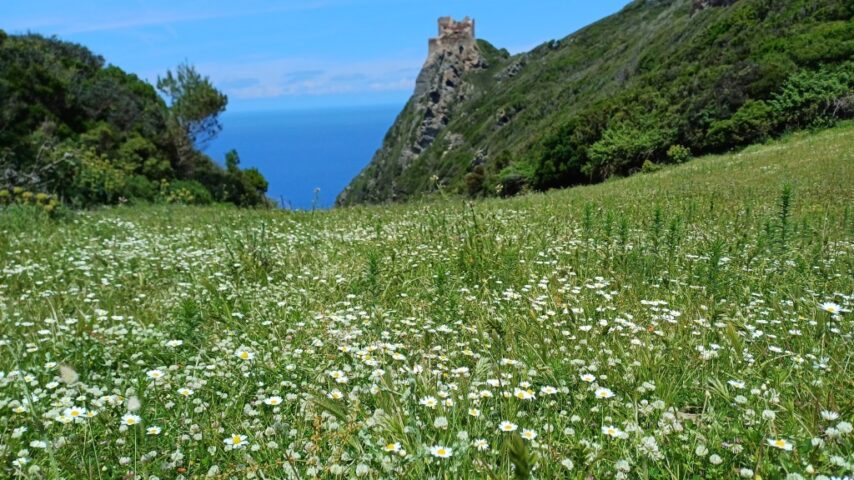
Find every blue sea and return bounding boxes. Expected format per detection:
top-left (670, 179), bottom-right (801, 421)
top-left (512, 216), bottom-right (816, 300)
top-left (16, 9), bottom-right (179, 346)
top-left (207, 106), bottom-right (400, 209)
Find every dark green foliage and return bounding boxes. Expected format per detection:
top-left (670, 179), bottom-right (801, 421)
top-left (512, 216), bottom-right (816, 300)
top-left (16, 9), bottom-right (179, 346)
top-left (124, 175), bottom-right (158, 203)
top-left (667, 144), bottom-right (692, 164)
top-left (464, 164), bottom-right (486, 197)
top-left (341, 0), bottom-right (854, 205)
top-left (498, 163), bottom-right (534, 197)
top-left (769, 62), bottom-right (854, 128)
top-left (0, 34), bottom-right (268, 207)
top-left (706, 100), bottom-right (775, 148)
top-left (641, 159), bottom-right (663, 174)
top-left (163, 179), bottom-right (213, 205)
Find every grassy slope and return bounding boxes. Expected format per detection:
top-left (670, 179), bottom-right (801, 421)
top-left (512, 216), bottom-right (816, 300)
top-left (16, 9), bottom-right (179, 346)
top-left (0, 124), bottom-right (852, 478)
top-left (340, 0), bottom-right (854, 205)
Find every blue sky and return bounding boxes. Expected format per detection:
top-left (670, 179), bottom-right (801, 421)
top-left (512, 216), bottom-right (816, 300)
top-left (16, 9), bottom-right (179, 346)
top-left (2, 0), bottom-right (629, 111)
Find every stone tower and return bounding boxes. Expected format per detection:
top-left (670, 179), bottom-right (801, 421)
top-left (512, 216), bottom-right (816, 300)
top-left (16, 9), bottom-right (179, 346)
top-left (428, 16), bottom-right (476, 56)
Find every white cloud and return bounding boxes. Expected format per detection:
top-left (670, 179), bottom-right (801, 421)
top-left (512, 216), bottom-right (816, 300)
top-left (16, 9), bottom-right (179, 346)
top-left (201, 56), bottom-right (421, 100)
top-left (6, 1), bottom-right (343, 35)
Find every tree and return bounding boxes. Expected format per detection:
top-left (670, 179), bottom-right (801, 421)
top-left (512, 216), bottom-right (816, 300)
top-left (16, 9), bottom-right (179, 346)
top-left (225, 149), bottom-right (240, 173)
top-left (157, 63), bottom-right (227, 174)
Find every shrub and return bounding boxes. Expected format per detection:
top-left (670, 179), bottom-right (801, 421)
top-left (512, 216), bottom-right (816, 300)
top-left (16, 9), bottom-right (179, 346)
top-left (0, 186), bottom-right (62, 215)
top-left (117, 134), bottom-right (173, 179)
top-left (124, 175), bottom-right (158, 203)
top-left (587, 122), bottom-right (674, 179)
top-left (641, 160), bottom-right (662, 174)
top-left (162, 179), bottom-right (213, 205)
top-left (498, 163), bottom-right (534, 197)
top-left (666, 144), bottom-right (692, 164)
top-left (70, 148), bottom-right (128, 205)
top-left (707, 100), bottom-right (775, 149)
top-left (464, 165), bottom-right (486, 197)
top-left (770, 63), bottom-right (854, 129)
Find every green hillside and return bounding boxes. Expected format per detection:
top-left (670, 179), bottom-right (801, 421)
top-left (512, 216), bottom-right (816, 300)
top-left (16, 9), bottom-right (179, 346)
top-left (0, 32), bottom-right (268, 208)
top-left (339, 0), bottom-right (853, 205)
top-left (1, 123), bottom-right (852, 478)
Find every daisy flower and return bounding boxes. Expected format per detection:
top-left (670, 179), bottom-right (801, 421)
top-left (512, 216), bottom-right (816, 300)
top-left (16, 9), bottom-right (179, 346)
top-left (580, 373), bottom-right (596, 383)
top-left (601, 425), bottom-right (623, 438)
top-left (263, 396), bottom-right (283, 406)
top-left (767, 438), bottom-right (793, 451)
top-left (419, 396), bottom-right (438, 409)
top-left (521, 429), bottom-right (537, 440)
top-left (224, 434), bottom-right (249, 449)
top-left (540, 385), bottom-right (558, 395)
top-left (514, 388), bottom-right (535, 400)
top-left (146, 369), bottom-right (165, 380)
top-left (327, 389), bottom-right (344, 400)
top-left (820, 410), bottom-right (840, 421)
top-left (234, 349), bottom-right (254, 361)
top-left (473, 438), bottom-right (489, 451)
top-left (429, 445), bottom-right (452, 458)
top-left (594, 387), bottom-right (615, 399)
top-left (819, 302), bottom-right (842, 314)
top-left (468, 408), bottom-right (481, 417)
top-left (146, 426), bottom-right (161, 435)
top-left (498, 421), bottom-right (518, 432)
top-left (63, 406), bottom-right (87, 421)
top-left (383, 442), bottom-right (401, 453)
top-left (177, 387), bottom-right (194, 397)
top-left (121, 414), bottom-right (141, 426)
top-left (329, 370), bottom-right (348, 383)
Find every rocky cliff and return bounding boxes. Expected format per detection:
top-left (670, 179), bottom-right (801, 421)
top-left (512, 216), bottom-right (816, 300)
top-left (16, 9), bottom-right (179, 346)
top-left (336, 17), bottom-right (487, 205)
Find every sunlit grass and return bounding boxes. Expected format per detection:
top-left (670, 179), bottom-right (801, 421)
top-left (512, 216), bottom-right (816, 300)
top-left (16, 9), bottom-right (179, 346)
top-left (0, 123), bottom-right (852, 478)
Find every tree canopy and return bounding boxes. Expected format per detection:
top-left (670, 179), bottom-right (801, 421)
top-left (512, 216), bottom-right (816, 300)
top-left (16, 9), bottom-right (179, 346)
top-left (0, 34), bottom-right (268, 207)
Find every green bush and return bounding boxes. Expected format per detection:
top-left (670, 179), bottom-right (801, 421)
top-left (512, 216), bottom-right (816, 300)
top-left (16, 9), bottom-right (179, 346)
top-left (498, 163), bottom-right (534, 197)
top-left (0, 33), bottom-right (268, 209)
top-left (641, 160), bottom-right (662, 174)
top-left (163, 179), bottom-right (213, 205)
top-left (666, 144), bottom-right (692, 164)
top-left (770, 62), bottom-right (854, 129)
top-left (706, 100), bottom-right (775, 149)
top-left (464, 165), bottom-right (486, 197)
top-left (124, 175), bottom-right (158, 203)
top-left (586, 122), bottom-right (674, 179)
top-left (70, 148), bottom-right (128, 205)
top-left (117, 134), bottom-right (173, 179)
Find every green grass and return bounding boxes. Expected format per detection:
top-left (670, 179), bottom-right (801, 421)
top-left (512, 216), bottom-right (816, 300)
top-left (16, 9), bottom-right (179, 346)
top-left (0, 123), bottom-right (852, 478)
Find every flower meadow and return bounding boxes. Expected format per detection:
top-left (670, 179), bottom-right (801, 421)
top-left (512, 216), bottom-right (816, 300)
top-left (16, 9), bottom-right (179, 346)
top-left (0, 126), bottom-right (852, 479)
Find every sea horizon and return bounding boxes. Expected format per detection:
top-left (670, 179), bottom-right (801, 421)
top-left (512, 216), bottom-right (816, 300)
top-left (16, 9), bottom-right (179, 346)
top-left (207, 104), bottom-right (402, 210)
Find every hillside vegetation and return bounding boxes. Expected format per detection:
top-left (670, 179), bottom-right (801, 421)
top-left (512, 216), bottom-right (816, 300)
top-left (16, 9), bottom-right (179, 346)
top-left (0, 124), bottom-right (852, 478)
top-left (0, 32), bottom-right (268, 208)
top-left (339, 0), bottom-right (854, 205)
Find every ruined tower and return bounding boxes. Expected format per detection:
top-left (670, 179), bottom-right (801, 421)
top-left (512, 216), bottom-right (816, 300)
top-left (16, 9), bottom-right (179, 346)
top-left (428, 17), bottom-right (477, 56)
